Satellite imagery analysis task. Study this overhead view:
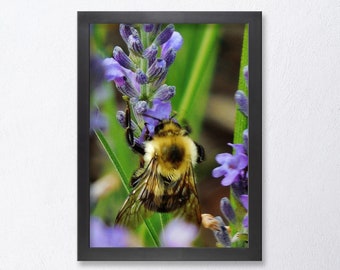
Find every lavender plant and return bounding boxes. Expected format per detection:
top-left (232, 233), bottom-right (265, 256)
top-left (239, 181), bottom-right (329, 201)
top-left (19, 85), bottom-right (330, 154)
top-left (203, 26), bottom-right (249, 248)
top-left (103, 24), bottom-right (181, 142)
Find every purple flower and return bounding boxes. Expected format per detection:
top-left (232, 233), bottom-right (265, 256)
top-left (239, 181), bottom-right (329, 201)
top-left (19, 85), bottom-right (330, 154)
top-left (160, 218), bottom-right (198, 247)
top-left (212, 143), bottom-right (248, 186)
top-left (90, 217), bottom-right (137, 247)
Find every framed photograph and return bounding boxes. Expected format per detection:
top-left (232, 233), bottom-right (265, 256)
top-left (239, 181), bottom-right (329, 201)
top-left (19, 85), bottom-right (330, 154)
top-left (78, 11), bottom-right (262, 261)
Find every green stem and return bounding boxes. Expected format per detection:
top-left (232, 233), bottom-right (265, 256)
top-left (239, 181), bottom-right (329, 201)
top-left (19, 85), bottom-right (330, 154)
top-left (95, 130), bottom-right (129, 195)
top-left (178, 24), bottom-right (219, 122)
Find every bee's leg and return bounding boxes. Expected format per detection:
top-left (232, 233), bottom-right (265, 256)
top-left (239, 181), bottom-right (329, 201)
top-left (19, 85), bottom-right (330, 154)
top-left (124, 98), bottom-right (145, 155)
top-left (143, 123), bottom-right (152, 141)
top-left (182, 120), bottom-right (192, 135)
top-left (195, 142), bottom-right (205, 163)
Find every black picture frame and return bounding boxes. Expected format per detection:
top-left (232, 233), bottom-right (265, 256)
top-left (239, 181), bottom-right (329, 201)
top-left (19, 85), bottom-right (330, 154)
top-left (78, 11), bottom-right (262, 261)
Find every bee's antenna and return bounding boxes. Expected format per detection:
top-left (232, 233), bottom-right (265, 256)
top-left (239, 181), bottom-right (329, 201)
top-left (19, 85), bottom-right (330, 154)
top-left (142, 114), bottom-right (162, 122)
top-left (170, 111), bottom-right (177, 120)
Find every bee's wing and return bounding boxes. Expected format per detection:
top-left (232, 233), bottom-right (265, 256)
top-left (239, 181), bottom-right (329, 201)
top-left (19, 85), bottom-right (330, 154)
top-left (114, 157), bottom-right (158, 229)
top-left (173, 164), bottom-right (202, 226)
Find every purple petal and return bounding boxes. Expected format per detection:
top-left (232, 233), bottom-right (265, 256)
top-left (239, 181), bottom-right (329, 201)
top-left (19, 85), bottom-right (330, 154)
top-left (212, 166), bottom-right (227, 178)
top-left (236, 153), bottom-right (248, 170)
top-left (229, 143), bottom-right (246, 155)
top-left (215, 153), bottom-right (233, 164)
top-left (102, 58), bottom-right (125, 81)
top-left (221, 170), bottom-right (239, 186)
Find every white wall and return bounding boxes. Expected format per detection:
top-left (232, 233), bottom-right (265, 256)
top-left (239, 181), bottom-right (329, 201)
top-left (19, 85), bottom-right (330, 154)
top-left (1, 1), bottom-right (340, 269)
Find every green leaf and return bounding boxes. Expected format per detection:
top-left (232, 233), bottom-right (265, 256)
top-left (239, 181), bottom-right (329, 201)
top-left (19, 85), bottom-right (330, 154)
top-left (233, 24), bottom-right (249, 144)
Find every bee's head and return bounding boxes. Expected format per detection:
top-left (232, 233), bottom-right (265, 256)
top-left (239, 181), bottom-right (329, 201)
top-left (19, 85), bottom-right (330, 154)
top-left (143, 113), bottom-right (183, 137)
top-left (154, 119), bottom-right (183, 136)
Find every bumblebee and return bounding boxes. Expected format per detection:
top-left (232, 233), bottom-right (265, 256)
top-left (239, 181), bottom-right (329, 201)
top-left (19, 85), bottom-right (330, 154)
top-left (115, 100), bottom-right (205, 229)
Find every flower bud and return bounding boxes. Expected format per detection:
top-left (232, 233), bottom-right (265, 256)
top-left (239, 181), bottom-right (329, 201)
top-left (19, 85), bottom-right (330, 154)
top-left (128, 33), bottom-right (144, 56)
top-left (135, 69), bottom-right (148, 85)
top-left (220, 197), bottom-right (236, 224)
top-left (119, 24), bottom-right (133, 44)
top-left (114, 76), bottom-right (139, 98)
top-left (143, 44), bottom-right (158, 63)
top-left (235, 90), bottom-right (248, 117)
top-left (134, 100), bottom-right (148, 114)
top-left (163, 48), bottom-right (176, 67)
top-left (154, 85), bottom-right (176, 101)
top-left (116, 110), bottom-right (138, 130)
top-left (113, 46), bottom-right (135, 70)
top-left (147, 59), bottom-right (166, 81)
top-left (154, 24), bottom-right (175, 46)
top-left (143, 24), bottom-right (154, 32)
top-left (213, 216), bottom-right (231, 247)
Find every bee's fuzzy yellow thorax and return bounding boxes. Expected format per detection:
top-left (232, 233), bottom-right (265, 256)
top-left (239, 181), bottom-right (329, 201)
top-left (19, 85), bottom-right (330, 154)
top-left (143, 120), bottom-right (198, 175)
